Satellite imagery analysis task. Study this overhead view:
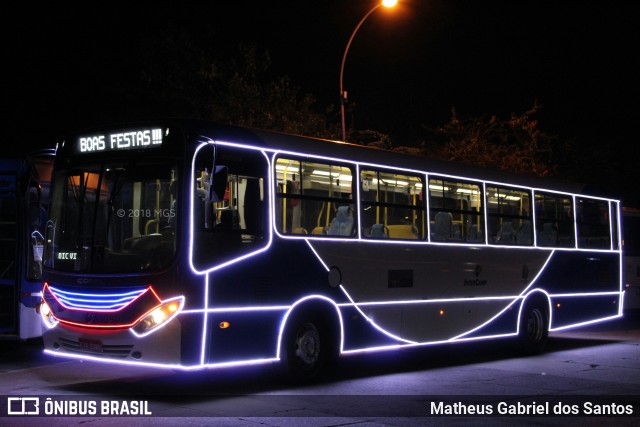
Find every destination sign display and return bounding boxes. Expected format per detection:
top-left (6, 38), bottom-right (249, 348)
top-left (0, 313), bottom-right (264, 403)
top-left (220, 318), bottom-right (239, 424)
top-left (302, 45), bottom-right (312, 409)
top-left (78, 128), bottom-right (163, 153)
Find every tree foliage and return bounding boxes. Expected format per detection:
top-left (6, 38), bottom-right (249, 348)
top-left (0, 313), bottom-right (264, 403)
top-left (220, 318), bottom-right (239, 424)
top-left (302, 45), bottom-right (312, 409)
top-left (128, 26), bottom-right (340, 139)
top-left (112, 26), bottom-right (620, 199)
top-left (396, 102), bottom-right (574, 179)
top-left (201, 45), bottom-right (340, 138)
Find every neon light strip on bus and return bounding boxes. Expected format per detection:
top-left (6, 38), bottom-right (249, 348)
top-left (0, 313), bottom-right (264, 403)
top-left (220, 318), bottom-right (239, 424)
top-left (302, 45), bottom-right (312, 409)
top-left (45, 285), bottom-right (150, 311)
top-left (42, 137), bottom-right (622, 369)
top-left (184, 140), bottom-right (620, 361)
top-left (188, 140), bottom-right (274, 275)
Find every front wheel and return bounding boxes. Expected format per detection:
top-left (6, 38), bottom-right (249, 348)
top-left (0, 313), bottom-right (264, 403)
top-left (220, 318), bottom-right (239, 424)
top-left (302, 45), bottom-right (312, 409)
top-left (282, 313), bottom-right (334, 382)
top-left (519, 302), bottom-right (549, 354)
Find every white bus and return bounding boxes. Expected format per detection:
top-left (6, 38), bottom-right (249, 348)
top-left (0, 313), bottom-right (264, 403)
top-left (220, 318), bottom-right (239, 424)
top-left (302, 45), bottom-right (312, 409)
top-left (39, 120), bottom-right (622, 379)
top-left (0, 149), bottom-right (54, 339)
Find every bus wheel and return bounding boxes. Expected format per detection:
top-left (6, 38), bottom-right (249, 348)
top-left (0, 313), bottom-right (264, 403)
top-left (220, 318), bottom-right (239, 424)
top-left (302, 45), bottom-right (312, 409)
top-left (518, 301), bottom-right (549, 355)
top-left (283, 313), bottom-right (328, 381)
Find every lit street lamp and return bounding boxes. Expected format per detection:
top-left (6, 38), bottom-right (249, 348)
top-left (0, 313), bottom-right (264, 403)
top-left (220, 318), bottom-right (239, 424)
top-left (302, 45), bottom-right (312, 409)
top-left (339, 0), bottom-right (398, 141)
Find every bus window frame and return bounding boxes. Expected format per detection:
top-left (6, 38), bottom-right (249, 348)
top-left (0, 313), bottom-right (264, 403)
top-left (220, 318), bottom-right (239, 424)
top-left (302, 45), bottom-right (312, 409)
top-left (534, 191), bottom-right (576, 248)
top-left (190, 142), bottom-right (271, 273)
top-left (427, 175), bottom-right (484, 243)
top-left (486, 184), bottom-right (533, 246)
top-left (359, 167), bottom-right (425, 240)
top-left (274, 155), bottom-right (355, 238)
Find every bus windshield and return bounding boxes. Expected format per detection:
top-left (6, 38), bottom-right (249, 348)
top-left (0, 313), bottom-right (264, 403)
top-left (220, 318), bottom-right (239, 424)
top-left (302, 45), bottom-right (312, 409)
top-left (44, 158), bottom-right (178, 273)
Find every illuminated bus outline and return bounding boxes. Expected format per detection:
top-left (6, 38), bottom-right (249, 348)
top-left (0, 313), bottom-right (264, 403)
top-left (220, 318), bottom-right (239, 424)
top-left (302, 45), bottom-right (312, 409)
top-left (39, 122), bottom-right (623, 378)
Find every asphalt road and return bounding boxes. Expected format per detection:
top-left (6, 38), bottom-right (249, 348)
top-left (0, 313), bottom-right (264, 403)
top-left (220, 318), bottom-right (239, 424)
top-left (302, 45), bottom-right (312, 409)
top-left (1, 310), bottom-right (639, 426)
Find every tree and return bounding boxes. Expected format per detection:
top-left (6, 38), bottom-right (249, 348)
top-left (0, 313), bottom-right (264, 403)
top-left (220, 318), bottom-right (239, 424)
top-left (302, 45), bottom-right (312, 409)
top-left (201, 45), bottom-right (340, 138)
top-left (396, 102), bottom-right (574, 180)
top-left (128, 25), bottom-right (340, 139)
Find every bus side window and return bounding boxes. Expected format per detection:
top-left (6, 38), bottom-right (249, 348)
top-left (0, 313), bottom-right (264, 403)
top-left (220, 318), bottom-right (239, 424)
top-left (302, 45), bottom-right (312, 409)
top-left (535, 192), bottom-right (574, 248)
top-left (360, 169), bottom-right (424, 240)
top-left (275, 157), bottom-right (354, 236)
top-left (191, 144), bottom-right (268, 271)
top-left (429, 177), bottom-right (481, 243)
top-left (486, 186), bottom-right (532, 246)
top-left (577, 197), bottom-right (611, 249)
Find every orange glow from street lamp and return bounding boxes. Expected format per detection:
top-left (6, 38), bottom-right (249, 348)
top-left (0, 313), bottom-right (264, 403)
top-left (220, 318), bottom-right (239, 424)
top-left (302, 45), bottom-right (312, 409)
top-left (382, 0), bottom-right (398, 8)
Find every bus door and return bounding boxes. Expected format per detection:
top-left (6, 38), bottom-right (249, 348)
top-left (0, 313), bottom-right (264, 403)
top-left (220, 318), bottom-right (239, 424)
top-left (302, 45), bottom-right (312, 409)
top-left (191, 142), bottom-right (270, 272)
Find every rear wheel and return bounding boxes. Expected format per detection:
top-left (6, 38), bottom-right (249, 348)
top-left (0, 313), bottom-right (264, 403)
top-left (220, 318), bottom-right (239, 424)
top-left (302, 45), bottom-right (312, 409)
top-left (519, 302), bottom-right (549, 354)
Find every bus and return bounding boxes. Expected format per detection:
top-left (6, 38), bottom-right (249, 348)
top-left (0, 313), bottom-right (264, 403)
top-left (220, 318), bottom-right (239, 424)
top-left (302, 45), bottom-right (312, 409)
top-left (39, 120), bottom-right (622, 379)
top-left (1, 149), bottom-right (55, 339)
top-left (622, 207), bottom-right (640, 311)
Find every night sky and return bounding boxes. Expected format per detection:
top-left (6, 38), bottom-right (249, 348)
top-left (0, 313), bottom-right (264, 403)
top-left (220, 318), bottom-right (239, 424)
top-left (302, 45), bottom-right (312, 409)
top-left (5, 1), bottom-right (640, 204)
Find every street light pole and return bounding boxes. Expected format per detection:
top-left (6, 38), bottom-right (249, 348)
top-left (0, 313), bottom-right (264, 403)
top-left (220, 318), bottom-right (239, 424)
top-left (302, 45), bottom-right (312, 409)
top-left (339, 0), bottom-right (398, 141)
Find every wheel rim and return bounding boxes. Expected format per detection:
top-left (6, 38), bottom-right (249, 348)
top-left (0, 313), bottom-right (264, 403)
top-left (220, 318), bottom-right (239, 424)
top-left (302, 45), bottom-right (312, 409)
top-left (525, 308), bottom-right (544, 343)
top-left (295, 323), bottom-right (321, 366)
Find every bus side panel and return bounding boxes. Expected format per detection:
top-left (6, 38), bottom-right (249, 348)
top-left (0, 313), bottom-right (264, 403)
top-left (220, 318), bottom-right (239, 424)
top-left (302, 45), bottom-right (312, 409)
top-left (204, 240), bottom-right (338, 363)
top-left (309, 241), bottom-right (548, 343)
top-left (19, 278), bottom-right (46, 339)
top-left (206, 311), bottom-right (284, 363)
top-left (204, 239), bottom-right (405, 361)
top-left (339, 304), bottom-right (409, 350)
top-left (177, 311), bottom-right (209, 367)
top-left (537, 251), bottom-right (622, 329)
top-left (549, 294), bottom-right (621, 329)
top-left (18, 301), bottom-right (43, 339)
top-left (536, 251), bottom-right (621, 293)
top-left (206, 240), bottom-right (340, 305)
top-left (450, 303), bottom-right (521, 340)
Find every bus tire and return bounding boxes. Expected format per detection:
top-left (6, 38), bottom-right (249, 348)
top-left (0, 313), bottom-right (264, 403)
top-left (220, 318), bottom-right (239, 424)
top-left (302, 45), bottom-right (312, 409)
top-left (518, 299), bottom-right (549, 355)
top-left (282, 311), bottom-right (333, 382)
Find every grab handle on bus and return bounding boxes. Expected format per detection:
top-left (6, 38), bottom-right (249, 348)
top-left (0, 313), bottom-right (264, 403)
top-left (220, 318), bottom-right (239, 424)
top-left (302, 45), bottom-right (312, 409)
top-left (145, 219), bottom-right (159, 235)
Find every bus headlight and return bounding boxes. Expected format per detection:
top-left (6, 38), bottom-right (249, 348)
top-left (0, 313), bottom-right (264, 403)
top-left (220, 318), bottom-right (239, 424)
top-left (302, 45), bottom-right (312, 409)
top-left (130, 296), bottom-right (184, 337)
top-left (39, 300), bottom-right (58, 329)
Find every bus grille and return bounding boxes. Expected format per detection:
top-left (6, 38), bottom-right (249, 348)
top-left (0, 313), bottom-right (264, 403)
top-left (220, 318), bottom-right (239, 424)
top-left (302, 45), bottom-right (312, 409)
top-left (58, 337), bottom-right (133, 358)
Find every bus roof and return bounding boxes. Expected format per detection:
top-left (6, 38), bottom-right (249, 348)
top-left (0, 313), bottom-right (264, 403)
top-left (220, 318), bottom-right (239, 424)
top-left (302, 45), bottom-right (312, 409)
top-left (61, 119), bottom-right (612, 200)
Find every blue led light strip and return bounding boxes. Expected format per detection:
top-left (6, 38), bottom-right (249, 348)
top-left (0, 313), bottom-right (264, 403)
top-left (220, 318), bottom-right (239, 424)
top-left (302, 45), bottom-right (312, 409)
top-left (48, 285), bottom-right (148, 310)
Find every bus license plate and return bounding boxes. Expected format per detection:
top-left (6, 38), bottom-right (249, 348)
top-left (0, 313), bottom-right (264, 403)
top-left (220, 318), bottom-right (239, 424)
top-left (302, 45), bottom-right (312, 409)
top-left (79, 339), bottom-right (103, 352)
